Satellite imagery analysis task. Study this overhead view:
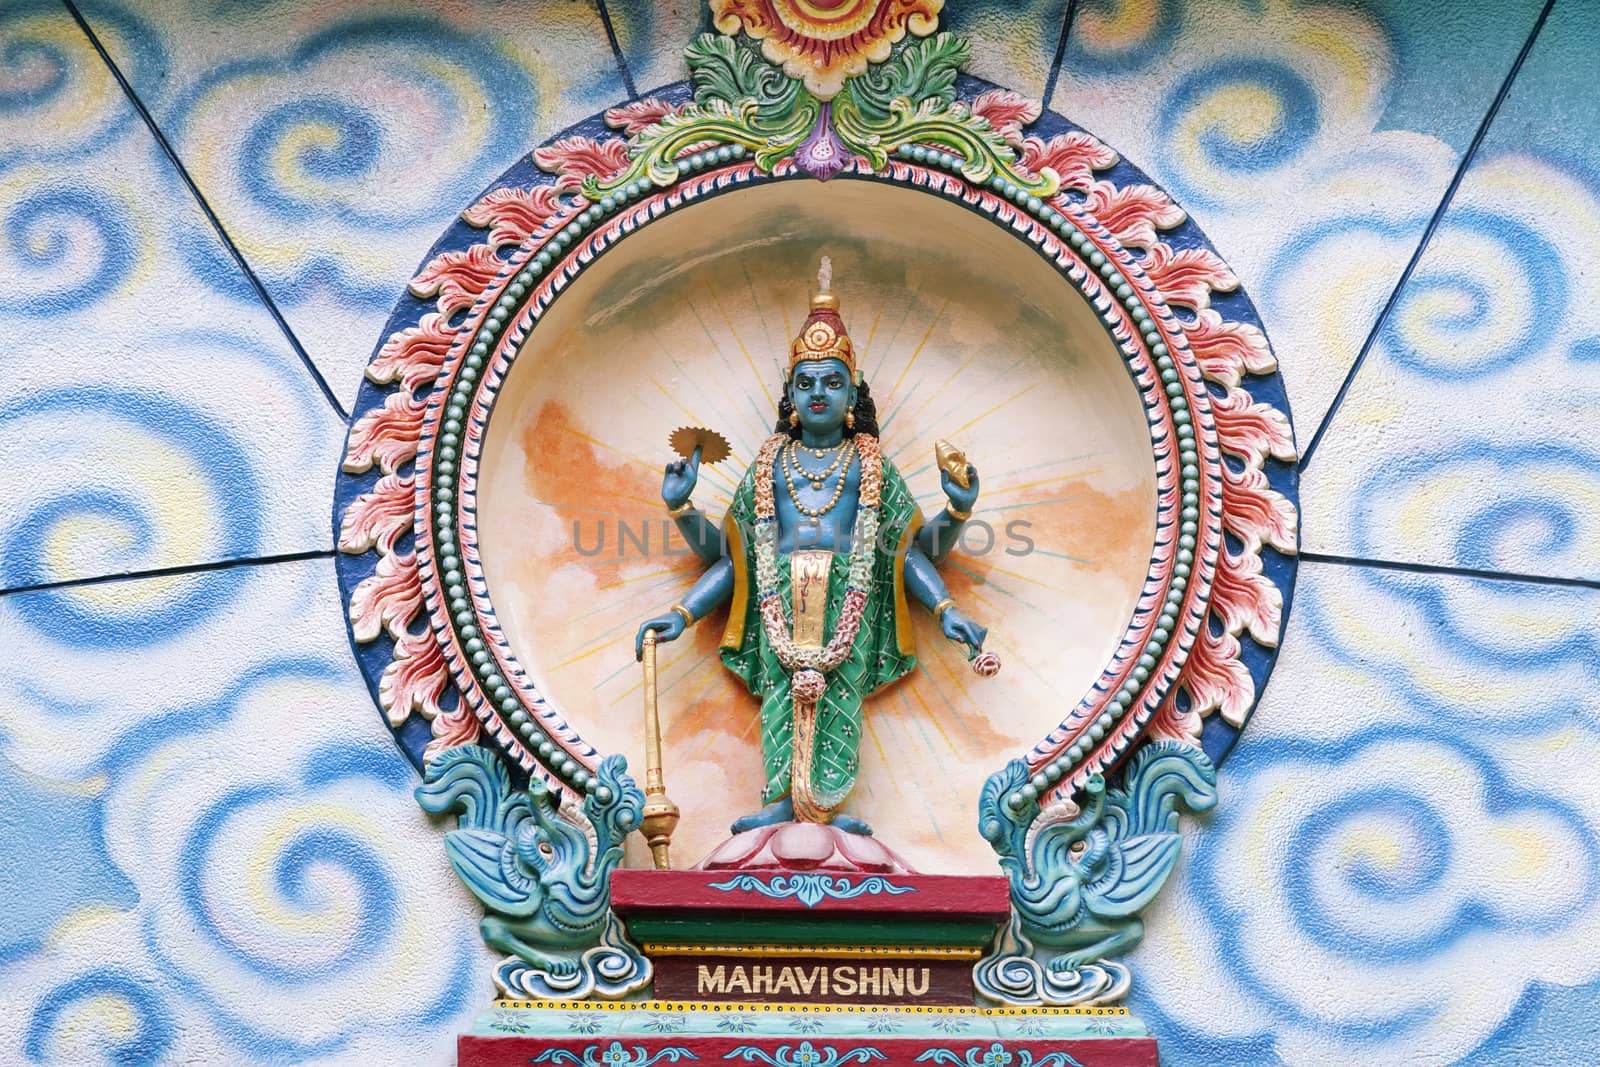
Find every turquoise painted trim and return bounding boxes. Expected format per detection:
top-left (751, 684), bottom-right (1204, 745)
top-left (531, 1041), bottom-right (698, 1066)
top-left (725, 1042), bottom-right (886, 1067)
top-left (916, 1044), bottom-right (1084, 1067)
top-left (706, 874), bottom-right (916, 909)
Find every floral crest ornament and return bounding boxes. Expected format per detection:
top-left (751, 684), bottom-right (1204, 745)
top-left (334, 3), bottom-right (1297, 1005)
top-left (711, 0), bottom-right (943, 99)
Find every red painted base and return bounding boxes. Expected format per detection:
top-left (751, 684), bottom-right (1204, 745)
top-left (459, 1034), bottom-right (1160, 1066)
top-left (611, 867), bottom-right (1011, 919)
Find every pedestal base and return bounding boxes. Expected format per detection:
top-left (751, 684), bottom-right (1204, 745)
top-left (611, 866), bottom-right (1012, 1008)
top-left (460, 1001), bottom-right (1158, 1066)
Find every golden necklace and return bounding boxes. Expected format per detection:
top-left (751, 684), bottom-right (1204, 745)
top-left (786, 439), bottom-right (851, 489)
top-left (798, 440), bottom-right (848, 460)
top-left (782, 439), bottom-right (854, 517)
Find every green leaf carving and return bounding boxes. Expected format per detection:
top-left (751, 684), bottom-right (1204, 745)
top-left (846, 33), bottom-right (969, 124)
top-left (687, 33), bottom-right (799, 118)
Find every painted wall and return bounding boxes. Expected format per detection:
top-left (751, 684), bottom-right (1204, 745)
top-left (1, 1), bottom-right (1595, 1064)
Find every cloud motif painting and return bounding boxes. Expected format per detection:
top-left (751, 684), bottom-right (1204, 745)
top-left (98, 1), bottom-right (633, 399)
top-left (1, 0), bottom-right (1598, 1064)
top-left (0, 0), bottom-right (162, 173)
top-left (163, 18), bottom-right (542, 307)
top-left (0, 563), bottom-right (494, 1064)
top-left (1133, 717), bottom-right (1600, 1067)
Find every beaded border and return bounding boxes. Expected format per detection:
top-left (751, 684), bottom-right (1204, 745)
top-left (643, 945), bottom-right (985, 960)
top-left (493, 1000), bottom-right (1130, 1017)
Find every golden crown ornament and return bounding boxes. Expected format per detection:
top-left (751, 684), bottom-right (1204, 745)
top-left (788, 256), bottom-right (856, 375)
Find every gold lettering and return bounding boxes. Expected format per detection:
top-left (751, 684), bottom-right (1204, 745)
top-left (795, 967), bottom-right (819, 995)
top-left (752, 965), bottom-right (775, 995)
top-left (725, 966), bottom-right (751, 996)
top-left (833, 966), bottom-right (856, 997)
top-left (884, 969), bottom-right (905, 997)
top-left (775, 967), bottom-right (799, 995)
top-left (819, 966), bottom-right (830, 997)
top-left (908, 967), bottom-right (930, 996)
top-left (859, 967), bottom-right (881, 997)
top-left (699, 965), bottom-right (727, 995)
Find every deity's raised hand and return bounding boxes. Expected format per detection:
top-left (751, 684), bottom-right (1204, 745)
top-left (662, 443), bottom-right (702, 509)
top-left (941, 462), bottom-right (980, 516)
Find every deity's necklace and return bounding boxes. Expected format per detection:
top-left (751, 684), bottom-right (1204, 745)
top-left (752, 432), bottom-right (883, 679)
top-left (786, 439), bottom-right (851, 488)
top-left (797, 440), bottom-right (848, 460)
top-left (783, 439), bottom-right (854, 516)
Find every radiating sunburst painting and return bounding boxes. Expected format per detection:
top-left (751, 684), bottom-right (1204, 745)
top-left (477, 181), bottom-right (1157, 872)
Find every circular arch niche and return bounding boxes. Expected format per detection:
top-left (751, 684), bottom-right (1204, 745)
top-left (473, 178), bottom-right (1158, 873)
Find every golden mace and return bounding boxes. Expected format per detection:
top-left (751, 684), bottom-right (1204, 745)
top-left (638, 629), bottom-right (680, 869)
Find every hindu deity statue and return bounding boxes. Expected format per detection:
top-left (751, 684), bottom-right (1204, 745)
top-left (635, 260), bottom-right (994, 836)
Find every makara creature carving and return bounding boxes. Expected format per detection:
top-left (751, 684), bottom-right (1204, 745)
top-left (416, 746), bottom-right (651, 998)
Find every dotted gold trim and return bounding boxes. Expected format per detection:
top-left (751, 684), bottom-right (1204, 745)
top-left (492, 999), bottom-right (1129, 1017)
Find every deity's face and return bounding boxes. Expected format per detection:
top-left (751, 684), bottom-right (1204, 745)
top-left (788, 358), bottom-right (857, 437)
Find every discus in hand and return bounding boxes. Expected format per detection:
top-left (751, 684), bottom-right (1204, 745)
top-left (669, 426), bottom-right (731, 466)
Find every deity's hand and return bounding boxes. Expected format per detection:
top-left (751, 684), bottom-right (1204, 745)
top-left (662, 444), bottom-right (702, 510)
top-left (942, 606), bottom-right (987, 652)
top-left (941, 463), bottom-right (980, 517)
top-left (635, 614), bottom-right (687, 660)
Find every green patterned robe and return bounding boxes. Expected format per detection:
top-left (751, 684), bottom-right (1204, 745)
top-left (719, 448), bottom-right (921, 814)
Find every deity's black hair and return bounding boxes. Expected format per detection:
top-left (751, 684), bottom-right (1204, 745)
top-left (774, 374), bottom-right (880, 439)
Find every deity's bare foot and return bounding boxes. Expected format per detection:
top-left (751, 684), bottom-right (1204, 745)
top-left (730, 797), bottom-right (793, 834)
top-left (830, 813), bottom-right (873, 836)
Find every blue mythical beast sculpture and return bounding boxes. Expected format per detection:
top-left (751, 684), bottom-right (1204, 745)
top-left (416, 745), bottom-right (650, 999)
top-left (975, 740), bottom-right (1217, 1005)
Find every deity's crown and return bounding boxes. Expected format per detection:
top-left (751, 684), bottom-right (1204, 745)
top-left (789, 256), bottom-right (855, 375)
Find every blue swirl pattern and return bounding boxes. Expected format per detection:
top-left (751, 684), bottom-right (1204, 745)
top-left (1063, 0), bottom-right (1183, 75)
top-left (0, 1), bottom-right (164, 172)
top-left (23, 970), bottom-right (173, 1066)
top-left (8, 657), bottom-right (491, 1063)
top-left (1301, 152), bottom-right (1600, 577)
top-left (1130, 722), bottom-right (1600, 1063)
top-left (1273, 563), bottom-right (1599, 752)
top-left (0, 324), bottom-right (343, 602)
top-left (0, 386), bottom-right (261, 630)
top-left (119, 6), bottom-right (628, 391)
top-left (1379, 209), bottom-right (1567, 381)
top-left (1157, 57), bottom-right (1321, 209)
top-left (0, 562), bottom-right (328, 789)
top-left (0, 180), bottom-right (137, 316)
top-left (1349, 442), bottom-right (1600, 579)
top-left (1053, 0), bottom-right (1398, 223)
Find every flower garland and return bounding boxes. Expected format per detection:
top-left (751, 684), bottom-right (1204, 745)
top-left (753, 432), bottom-right (882, 701)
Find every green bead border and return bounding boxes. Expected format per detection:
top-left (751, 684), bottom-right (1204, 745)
top-left (889, 145), bottom-right (1212, 807)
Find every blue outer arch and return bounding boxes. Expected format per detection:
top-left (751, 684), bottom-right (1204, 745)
top-left (331, 74), bottom-right (1300, 779)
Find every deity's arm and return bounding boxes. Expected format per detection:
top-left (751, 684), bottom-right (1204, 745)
top-left (915, 510), bottom-right (969, 566)
top-left (903, 543), bottom-right (988, 652)
top-left (635, 556), bottom-right (734, 659)
top-left (901, 543), bottom-right (952, 612)
top-left (681, 555), bottom-right (735, 618)
top-left (914, 460), bottom-right (980, 565)
top-left (671, 506), bottom-right (725, 567)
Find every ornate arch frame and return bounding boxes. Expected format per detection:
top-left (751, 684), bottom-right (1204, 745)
top-left (333, 17), bottom-right (1298, 1006)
